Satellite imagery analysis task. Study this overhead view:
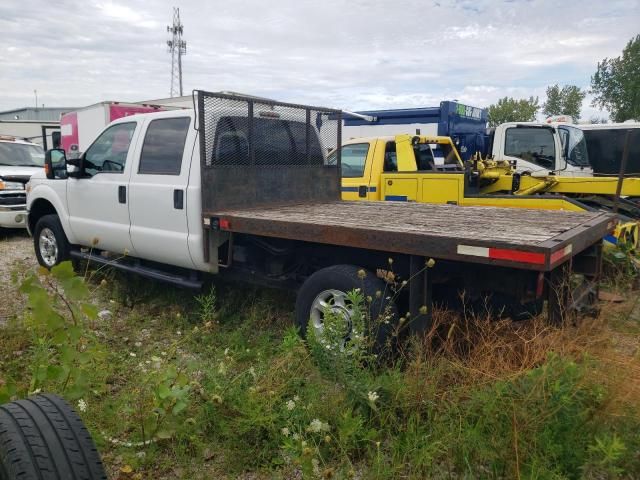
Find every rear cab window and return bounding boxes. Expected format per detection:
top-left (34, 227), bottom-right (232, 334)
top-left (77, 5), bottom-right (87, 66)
top-left (138, 117), bottom-right (191, 175)
top-left (211, 116), bottom-right (325, 167)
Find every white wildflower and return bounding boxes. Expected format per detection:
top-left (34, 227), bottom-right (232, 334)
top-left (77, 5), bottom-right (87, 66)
top-left (176, 330), bottom-right (182, 336)
top-left (281, 427), bottom-right (290, 437)
top-left (293, 395), bottom-right (300, 402)
top-left (136, 451), bottom-right (146, 458)
top-left (312, 458), bottom-right (321, 476)
top-left (77, 399), bottom-right (87, 412)
top-left (224, 348), bottom-right (230, 356)
top-left (129, 352), bottom-right (136, 357)
top-left (286, 399), bottom-right (296, 411)
top-left (248, 367), bottom-right (256, 378)
top-left (292, 433), bottom-right (300, 440)
top-left (307, 418), bottom-right (329, 433)
top-left (134, 341), bottom-right (142, 348)
top-left (368, 391), bottom-right (379, 403)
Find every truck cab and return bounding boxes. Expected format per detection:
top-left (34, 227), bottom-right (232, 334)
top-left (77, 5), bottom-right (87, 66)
top-left (27, 110), bottom-right (208, 270)
top-left (0, 136), bottom-right (45, 229)
top-left (489, 122), bottom-right (592, 177)
top-left (332, 135), bottom-right (464, 202)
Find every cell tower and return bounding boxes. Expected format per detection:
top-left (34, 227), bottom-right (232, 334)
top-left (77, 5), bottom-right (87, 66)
top-left (167, 7), bottom-right (186, 97)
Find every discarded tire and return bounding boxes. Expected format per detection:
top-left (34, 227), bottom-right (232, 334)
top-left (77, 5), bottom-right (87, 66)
top-left (0, 394), bottom-right (107, 480)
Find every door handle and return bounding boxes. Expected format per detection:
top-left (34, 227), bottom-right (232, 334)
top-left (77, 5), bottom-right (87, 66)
top-left (358, 185), bottom-right (367, 198)
top-left (118, 185), bottom-right (126, 204)
top-left (173, 189), bottom-right (184, 210)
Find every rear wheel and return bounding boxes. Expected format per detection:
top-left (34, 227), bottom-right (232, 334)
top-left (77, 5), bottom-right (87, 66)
top-left (33, 214), bottom-right (70, 269)
top-left (0, 394), bottom-right (107, 480)
top-left (295, 265), bottom-right (398, 352)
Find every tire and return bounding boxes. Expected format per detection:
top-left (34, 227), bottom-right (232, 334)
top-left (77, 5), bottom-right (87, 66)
top-left (295, 265), bottom-right (398, 353)
top-left (33, 214), bottom-right (71, 269)
top-left (0, 394), bottom-right (107, 480)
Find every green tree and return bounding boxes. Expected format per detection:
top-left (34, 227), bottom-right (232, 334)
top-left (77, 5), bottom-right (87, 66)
top-left (542, 84), bottom-right (586, 121)
top-left (591, 34), bottom-right (640, 122)
top-left (487, 96), bottom-right (539, 127)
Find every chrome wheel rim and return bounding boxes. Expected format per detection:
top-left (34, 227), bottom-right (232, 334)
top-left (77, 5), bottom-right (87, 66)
top-left (38, 227), bottom-right (58, 267)
top-left (309, 289), bottom-right (354, 341)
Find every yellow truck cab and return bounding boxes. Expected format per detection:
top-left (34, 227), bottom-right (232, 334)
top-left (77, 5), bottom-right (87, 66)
top-left (333, 135), bottom-right (466, 203)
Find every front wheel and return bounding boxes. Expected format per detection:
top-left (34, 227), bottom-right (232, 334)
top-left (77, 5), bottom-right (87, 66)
top-left (33, 214), bottom-right (71, 269)
top-left (295, 265), bottom-right (398, 353)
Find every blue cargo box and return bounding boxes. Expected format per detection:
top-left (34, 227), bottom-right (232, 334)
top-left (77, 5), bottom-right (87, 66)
top-left (343, 101), bottom-right (488, 161)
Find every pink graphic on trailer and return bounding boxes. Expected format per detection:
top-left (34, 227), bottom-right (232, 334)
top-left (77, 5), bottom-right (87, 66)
top-left (109, 105), bottom-right (160, 121)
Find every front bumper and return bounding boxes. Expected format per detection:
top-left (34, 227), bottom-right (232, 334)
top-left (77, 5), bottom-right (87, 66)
top-left (0, 204), bottom-right (27, 228)
top-left (0, 193), bottom-right (27, 228)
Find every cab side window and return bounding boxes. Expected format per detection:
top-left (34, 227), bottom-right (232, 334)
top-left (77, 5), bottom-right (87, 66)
top-left (138, 117), bottom-right (191, 175)
top-left (339, 143), bottom-right (370, 177)
top-left (83, 123), bottom-right (136, 176)
top-left (504, 127), bottom-right (555, 169)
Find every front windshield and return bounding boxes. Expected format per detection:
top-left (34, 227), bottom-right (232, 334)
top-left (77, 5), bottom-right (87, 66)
top-left (558, 126), bottom-right (590, 167)
top-left (0, 142), bottom-right (45, 167)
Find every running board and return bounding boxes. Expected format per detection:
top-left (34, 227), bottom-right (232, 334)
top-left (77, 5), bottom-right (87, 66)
top-left (70, 250), bottom-right (203, 289)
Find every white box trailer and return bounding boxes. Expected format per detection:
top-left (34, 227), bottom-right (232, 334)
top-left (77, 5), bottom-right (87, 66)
top-left (0, 120), bottom-right (61, 149)
top-left (60, 101), bottom-right (178, 156)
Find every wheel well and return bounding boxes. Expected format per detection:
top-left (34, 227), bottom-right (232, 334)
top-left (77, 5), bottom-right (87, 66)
top-left (28, 199), bottom-right (57, 233)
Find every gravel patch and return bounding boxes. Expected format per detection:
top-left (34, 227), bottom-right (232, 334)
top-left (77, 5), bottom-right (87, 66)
top-left (0, 229), bottom-right (35, 324)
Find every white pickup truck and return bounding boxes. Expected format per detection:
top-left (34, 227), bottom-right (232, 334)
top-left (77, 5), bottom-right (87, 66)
top-left (0, 136), bottom-right (45, 229)
top-left (26, 91), bottom-right (612, 330)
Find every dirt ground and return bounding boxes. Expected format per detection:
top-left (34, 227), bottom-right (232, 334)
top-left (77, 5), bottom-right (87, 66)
top-left (0, 229), bottom-right (34, 324)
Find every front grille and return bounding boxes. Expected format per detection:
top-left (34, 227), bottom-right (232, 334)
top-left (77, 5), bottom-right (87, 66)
top-left (0, 192), bottom-right (26, 206)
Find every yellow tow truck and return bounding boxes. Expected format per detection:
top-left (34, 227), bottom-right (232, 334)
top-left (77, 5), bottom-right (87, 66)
top-left (331, 134), bottom-right (639, 247)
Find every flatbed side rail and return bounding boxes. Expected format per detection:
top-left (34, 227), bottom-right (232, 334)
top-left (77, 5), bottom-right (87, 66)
top-left (206, 202), bottom-right (615, 272)
top-left (194, 90), bottom-right (343, 213)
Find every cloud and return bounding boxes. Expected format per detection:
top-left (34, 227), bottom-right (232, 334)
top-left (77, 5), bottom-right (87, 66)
top-left (0, 0), bottom-right (638, 121)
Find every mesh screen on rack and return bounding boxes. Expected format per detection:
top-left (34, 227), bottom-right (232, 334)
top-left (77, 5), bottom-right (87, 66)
top-left (197, 91), bottom-right (341, 168)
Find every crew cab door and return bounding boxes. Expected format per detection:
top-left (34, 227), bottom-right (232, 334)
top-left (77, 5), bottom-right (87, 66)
top-left (66, 121), bottom-right (138, 254)
top-left (128, 115), bottom-right (195, 269)
top-left (333, 141), bottom-right (378, 200)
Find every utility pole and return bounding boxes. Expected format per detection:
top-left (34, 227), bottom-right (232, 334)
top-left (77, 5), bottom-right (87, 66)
top-left (34, 90), bottom-right (38, 109)
top-left (167, 7), bottom-right (187, 97)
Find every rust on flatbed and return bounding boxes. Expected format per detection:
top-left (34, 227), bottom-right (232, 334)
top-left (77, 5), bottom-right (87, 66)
top-left (205, 201), bottom-right (614, 271)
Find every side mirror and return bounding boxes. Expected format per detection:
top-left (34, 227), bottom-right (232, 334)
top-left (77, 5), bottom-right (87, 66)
top-left (44, 149), bottom-right (68, 180)
top-left (559, 130), bottom-right (570, 159)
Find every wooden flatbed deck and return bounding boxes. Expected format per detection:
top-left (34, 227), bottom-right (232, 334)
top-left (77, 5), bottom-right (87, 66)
top-left (208, 201), bottom-right (614, 271)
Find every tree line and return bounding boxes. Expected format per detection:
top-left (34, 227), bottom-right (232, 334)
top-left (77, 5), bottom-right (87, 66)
top-left (487, 34), bottom-right (639, 126)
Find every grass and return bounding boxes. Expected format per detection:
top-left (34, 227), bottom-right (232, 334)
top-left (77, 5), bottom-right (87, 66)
top-left (1, 255), bottom-right (639, 479)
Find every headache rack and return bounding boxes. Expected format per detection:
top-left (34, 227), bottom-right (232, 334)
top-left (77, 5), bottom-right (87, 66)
top-left (195, 90), bottom-right (343, 213)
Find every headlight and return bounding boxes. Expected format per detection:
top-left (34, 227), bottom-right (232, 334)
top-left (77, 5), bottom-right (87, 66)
top-left (0, 181), bottom-right (24, 190)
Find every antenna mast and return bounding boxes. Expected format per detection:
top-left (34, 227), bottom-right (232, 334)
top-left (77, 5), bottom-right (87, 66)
top-left (167, 7), bottom-right (186, 97)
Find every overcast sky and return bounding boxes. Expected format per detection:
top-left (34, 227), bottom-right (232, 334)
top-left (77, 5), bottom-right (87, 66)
top-left (0, 0), bottom-right (638, 119)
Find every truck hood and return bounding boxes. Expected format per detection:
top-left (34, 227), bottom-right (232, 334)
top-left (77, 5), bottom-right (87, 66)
top-left (0, 166), bottom-right (43, 179)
